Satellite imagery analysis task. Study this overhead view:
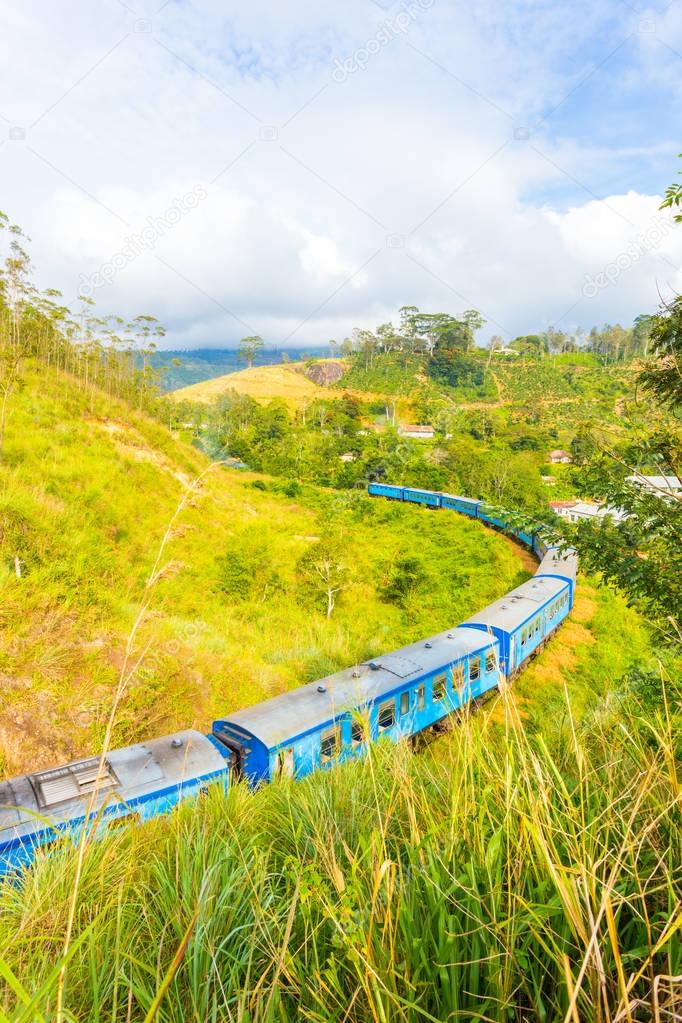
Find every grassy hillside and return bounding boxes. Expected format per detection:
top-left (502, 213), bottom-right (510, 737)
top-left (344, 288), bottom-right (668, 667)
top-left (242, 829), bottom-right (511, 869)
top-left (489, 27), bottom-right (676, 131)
top-left (1, 361), bottom-right (675, 1022)
top-left (172, 363), bottom-right (343, 408)
top-left (338, 351), bottom-right (499, 402)
top-left (0, 360), bottom-right (537, 777)
top-left (1, 669), bottom-right (678, 1021)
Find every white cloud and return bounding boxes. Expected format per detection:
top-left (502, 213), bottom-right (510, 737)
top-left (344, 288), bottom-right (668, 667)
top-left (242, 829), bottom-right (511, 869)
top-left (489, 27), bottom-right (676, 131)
top-left (0, 0), bottom-right (680, 347)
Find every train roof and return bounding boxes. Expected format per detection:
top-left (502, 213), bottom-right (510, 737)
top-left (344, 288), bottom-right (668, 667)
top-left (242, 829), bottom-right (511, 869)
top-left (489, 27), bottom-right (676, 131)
top-left (216, 627), bottom-right (495, 751)
top-left (460, 573), bottom-right (568, 634)
top-left (441, 492), bottom-right (480, 506)
top-left (0, 730), bottom-right (226, 842)
top-left (536, 548), bottom-right (578, 584)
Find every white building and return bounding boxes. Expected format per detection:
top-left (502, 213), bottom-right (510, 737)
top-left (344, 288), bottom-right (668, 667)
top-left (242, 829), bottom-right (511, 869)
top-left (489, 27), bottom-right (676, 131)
top-left (399, 424), bottom-right (435, 440)
top-left (550, 500), bottom-right (628, 524)
top-left (626, 474), bottom-right (681, 497)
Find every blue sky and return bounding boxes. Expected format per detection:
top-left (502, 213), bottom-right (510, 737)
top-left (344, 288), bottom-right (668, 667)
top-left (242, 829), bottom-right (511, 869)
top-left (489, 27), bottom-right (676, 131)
top-left (0, 0), bottom-right (681, 347)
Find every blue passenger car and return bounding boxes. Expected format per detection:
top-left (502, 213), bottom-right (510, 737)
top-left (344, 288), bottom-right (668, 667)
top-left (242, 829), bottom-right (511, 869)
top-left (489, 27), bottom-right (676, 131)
top-left (459, 573), bottom-right (572, 677)
top-left (476, 504), bottom-right (509, 531)
top-left (367, 482), bottom-right (404, 501)
top-left (0, 731), bottom-right (231, 876)
top-left (513, 528), bottom-right (536, 548)
top-left (213, 628), bottom-right (500, 785)
top-left (402, 487), bottom-right (442, 508)
top-left (440, 493), bottom-right (480, 517)
top-left (536, 548), bottom-right (578, 603)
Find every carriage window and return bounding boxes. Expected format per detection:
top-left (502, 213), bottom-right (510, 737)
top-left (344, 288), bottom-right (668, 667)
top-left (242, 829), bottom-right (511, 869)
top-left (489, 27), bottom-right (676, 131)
top-left (378, 700), bottom-right (395, 732)
top-left (485, 650), bottom-right (496, 673)
top-left (521, 627), bottom-right (527, 646)
top-left (320, 727), bottom-right (341, 763)
top-left (351, 720), bottom-right (365, 746)
top-left (417, 685), bottom-right (425, 711)
top-left (400, 691), bottom-right (410, 716)
top-left (452, 664), bottom-right (465, 691)
top-left (432, 674), bottom-right (447, 701)
top-left (536, 616), bottom-right (541, 633)
top-left (469, 658), bottom-right (481, 682)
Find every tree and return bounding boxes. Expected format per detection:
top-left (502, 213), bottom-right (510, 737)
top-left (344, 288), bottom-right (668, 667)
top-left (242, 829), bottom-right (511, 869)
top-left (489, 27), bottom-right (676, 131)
top-left (462, 309), bottom-right (486, 349)
top-left (0, 216), bottom-right (33, 459)
top-left (485, 334), bottom-right (504, 370)
top-left (297, 534), bottom-right (349, 618)
top-left (238, 335), bottom-right (264, 369)
top-left (632, 314), bottom-right (655, 358)
top-left (381, 555), bottom-right (428, 607)
top-left (638, 296), bottom-right (682, 408)
top-left (556, 311), bottom-right (682, 634)
top-left (660, 152), bottom-right (682, 221)
top-left (510, 334), bottom-right (546, 357)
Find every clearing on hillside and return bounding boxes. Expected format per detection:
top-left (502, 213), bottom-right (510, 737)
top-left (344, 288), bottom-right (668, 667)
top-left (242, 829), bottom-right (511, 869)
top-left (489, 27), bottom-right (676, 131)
top-left (171, 362), bottom-right (380, 409)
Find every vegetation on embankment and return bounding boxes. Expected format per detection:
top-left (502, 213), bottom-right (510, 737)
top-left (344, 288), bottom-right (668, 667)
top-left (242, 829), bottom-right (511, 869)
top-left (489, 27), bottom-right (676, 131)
top-left (0, 360), bottom-right (536, 777)
top-left (0, 359), bottom-right (662, 778)
top-left (1, 671), bottom-right (679, 1021)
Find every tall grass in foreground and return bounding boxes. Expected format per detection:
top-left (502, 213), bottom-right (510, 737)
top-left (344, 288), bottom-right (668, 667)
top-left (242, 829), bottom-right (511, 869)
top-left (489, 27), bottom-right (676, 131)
top-left (0, 685), bottom-right (680, 1022)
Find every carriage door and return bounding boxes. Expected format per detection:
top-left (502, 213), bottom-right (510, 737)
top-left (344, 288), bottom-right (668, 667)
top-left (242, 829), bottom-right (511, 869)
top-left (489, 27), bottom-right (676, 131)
top-left (276, 747), bottom-right (295, 778)
top-left (507, 640), bottom-right (516, 676)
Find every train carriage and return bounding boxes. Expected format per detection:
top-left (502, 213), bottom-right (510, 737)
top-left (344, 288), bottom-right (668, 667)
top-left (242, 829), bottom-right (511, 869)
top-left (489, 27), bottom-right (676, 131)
top-left (0, 731), bottom-right (230, 875)
top-left (458, 571), bottom-right (573, 678)
top-left (440, 493), bottom-right (480, 517)
top-left (213, 628), bottom-right (501, 785)
top-left (367, 482), bottom-right (404, 501)
top-left (401, 487), bottom-right (442, 508)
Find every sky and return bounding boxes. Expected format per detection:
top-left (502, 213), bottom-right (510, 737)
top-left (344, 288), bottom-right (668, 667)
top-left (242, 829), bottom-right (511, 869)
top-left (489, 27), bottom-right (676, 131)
top-left (1, 0), bottom-right (682, 348)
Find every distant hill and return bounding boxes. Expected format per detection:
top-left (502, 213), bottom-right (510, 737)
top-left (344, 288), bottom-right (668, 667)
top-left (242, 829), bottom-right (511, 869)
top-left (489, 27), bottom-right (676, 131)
top-left (150, 347), bottom-right (329, 391)
top-left (172, 360), bottom-right (358, 409)
top-left (172, 363), bottom-right (338, 408)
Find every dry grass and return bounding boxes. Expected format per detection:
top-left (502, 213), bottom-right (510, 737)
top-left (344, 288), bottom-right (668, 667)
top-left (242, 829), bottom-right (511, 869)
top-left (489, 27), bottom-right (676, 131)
top-left (171, 362), bottom-right (382, 410)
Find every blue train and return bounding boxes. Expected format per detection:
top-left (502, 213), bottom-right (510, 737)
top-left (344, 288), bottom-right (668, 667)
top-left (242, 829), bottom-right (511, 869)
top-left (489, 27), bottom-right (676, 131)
top-left (0, 486), bottom-right (577, 876)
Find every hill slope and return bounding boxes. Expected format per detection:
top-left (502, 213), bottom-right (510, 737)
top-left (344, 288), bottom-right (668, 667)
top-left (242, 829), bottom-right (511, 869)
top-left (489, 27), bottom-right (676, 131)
top-left (0, 362), bottom-right (541, 776)
top-left (172, 363), bottom-right (338, 407)
top-left (1, 363), bottom-right (672, 1023)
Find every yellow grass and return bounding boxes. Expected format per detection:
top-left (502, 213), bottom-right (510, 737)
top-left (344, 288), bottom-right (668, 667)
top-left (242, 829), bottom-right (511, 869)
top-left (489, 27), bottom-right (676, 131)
top-left (171, 362), bottom-right (384, 410)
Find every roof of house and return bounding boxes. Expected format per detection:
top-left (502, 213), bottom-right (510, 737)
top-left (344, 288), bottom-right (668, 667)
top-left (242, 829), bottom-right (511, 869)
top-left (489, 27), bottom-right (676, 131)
top-left (549, 449), bottom-right (572, 458)
top-left (627, 474), bottom-right (681, 490)
top-left (555, 501), bottom-right (627, 522)
top-left (400, 424), bottom-right (434, 433)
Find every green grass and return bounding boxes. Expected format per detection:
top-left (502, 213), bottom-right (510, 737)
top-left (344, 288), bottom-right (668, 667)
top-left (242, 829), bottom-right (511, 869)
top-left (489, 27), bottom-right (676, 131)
top-left (336, 354), bottom-right (428, 396)
top-left (493, 359), bottom-right (632, 407)
top-left (0, 678), bottom-right (679, 1021)
top-left (0, 362), bottom-right (530, 777)
top-left (1, 360), bottom-right (678, 1022)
